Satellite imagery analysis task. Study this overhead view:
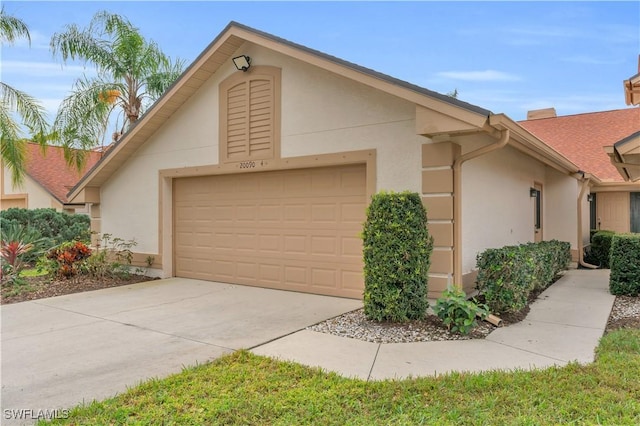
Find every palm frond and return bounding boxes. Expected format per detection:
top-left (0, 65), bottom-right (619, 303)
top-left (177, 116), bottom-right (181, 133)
top-left (0, 110), bottom-right (27, 187)
top-left (0, 6), bottom-right (30, 45)
top-left (52, 76), bottom-right (121, 163)
top-left (1, 82), bottom-right (49, 135)
top-left (50, 22), bottom-right (117, 71)
top-left (145, 57), bottom-right (185, 100)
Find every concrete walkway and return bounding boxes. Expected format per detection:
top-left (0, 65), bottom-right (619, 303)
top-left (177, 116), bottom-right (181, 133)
top-left (252, 269), bottom-right (615, 380)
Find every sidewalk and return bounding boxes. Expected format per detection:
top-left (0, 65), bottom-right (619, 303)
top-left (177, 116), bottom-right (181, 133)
top-left (252, 269), bottom-right (615, 380)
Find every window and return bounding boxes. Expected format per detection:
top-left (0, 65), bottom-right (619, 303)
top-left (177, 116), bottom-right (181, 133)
top-left (631, 192), bottom-right (640, 233)
top-left (219, 66), bottom-right (281, 163)
top-left (533, 188), bottom-right (541, 230)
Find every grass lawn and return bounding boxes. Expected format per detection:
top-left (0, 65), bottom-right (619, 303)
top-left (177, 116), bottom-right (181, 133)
top-left (44, 329), bottom-right (640, 425)
top-left (18, 268), bottom-right (48, 278)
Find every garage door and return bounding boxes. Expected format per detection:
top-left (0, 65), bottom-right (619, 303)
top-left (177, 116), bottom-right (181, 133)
top-left (173, 164), bottom-right (366, 298)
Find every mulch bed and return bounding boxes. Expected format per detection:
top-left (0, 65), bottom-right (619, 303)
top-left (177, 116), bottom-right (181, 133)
top-left (1, 274), bottom-right (158, 305)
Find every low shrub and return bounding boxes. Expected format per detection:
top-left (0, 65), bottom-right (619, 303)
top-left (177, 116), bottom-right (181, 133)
top-left (82, 233), bottom-right (137, 279)
top-left (44, 241), bottom-right (92, 278)
top-left (433, 287), bottom-right (488, 335)
top-left (585, 230), bottom-right (616, 268)
top-left (475, 245), bottom-right (534, 314)
top-left (609, 233), bottom-right (640, 296)
top-left (0, 208), bottom-right (90, 251)
top-left (528, 240), bottom-right (571, 290)
top-left (362, 191), bottom-right (433, 322)
top-left (476, 240), bottom-right (571, 314)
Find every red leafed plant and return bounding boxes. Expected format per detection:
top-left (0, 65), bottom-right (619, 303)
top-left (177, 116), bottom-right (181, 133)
top-left (46, 241), bottom-right (92, 278)
top-left (1, 240), bottom-right (34, 281)
top-left (1, 224), bottom-right (47, 284)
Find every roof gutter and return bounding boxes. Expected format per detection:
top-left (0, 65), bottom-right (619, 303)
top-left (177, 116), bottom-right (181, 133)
top-left (452, 128), bottom-right (510, 286)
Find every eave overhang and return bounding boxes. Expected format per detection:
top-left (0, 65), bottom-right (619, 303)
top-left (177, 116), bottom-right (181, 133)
top-left (605, 131), bottom-right (640, 182)
top-left (489, 114), bottom-right (582, 175)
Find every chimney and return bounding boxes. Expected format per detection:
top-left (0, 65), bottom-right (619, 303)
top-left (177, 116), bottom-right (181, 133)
top-left (527, 108), bottom-right (557, 120)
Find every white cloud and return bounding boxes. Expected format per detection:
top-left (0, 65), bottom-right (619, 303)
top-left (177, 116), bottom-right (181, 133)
top-left (39, 97), bottom-right (63, 117)
top-left (436, 70), bottom-right (522, 82)
top-left (560, 55), bottom-right (624, 65)
top-left (1, 60), bottom-right (93, 77)
top-left (1, 28), bottom-right (50, 50)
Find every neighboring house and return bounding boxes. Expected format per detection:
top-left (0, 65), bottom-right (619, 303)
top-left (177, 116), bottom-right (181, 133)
top-left (67, 22), bottom-right (622, 298)
top-left (624, 55), bottom-right (640, 106)
top-left (1, 143), bottom-right (102, 213)
top-left (520, 108), bottom-right (640, 234)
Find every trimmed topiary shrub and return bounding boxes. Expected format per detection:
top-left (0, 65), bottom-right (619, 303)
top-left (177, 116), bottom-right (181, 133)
top-left (475, 245), bottom-right (535, 314)
top-left (362, 191), bottom-right (433, 322)
top-left (609, 234), bottom-right (640, 296)
top-left (476, 240), bottom-right (571, 314)
top-left (585, 230), bottom-right (616, 268)
top-left (530, 240), bottom-right (572, 290)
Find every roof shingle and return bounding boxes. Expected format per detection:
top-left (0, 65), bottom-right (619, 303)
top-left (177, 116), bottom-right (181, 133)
top-left (519, 108), bottom-right (640, 182)
top-left (25, 144), bottom-right (103, 204)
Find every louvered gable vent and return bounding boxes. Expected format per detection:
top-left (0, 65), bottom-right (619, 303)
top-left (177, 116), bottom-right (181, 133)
top-left (220, 67), bottom-right (280, 163)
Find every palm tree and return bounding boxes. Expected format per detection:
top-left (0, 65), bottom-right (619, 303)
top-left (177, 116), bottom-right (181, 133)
top-left (0, 6), bottom-right (49, 186)
top-left (50, 11), bottom-right (184, 166)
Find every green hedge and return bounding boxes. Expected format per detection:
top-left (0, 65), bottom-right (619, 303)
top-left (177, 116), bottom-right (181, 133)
top-left (362, 191), bottom-right (433, 322)
top-left (585, 230), bottom-right (616, 268)
top-left (609, 234), bottom-right (640, 296)
top-left (476, 240), bottom-right (571, 314)
top-left (0, 208), bottom-right (91, 248)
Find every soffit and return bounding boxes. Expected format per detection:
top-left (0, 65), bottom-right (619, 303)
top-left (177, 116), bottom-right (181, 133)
top-left (606, 131), bottom-right (640, 182)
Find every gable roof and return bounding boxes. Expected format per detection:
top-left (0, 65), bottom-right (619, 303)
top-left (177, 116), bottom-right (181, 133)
top-left (25, 143), bottom-right (102, 204)
top-left (519, 108), bottom-right (640, 182)
top-left (68, 21), bottom-right (491, 201)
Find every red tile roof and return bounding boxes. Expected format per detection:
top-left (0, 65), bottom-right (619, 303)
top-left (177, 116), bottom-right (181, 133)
top-left (519, 108), bottom-right (640, 182)
top-left (25, 143), bottom-right (103, 203)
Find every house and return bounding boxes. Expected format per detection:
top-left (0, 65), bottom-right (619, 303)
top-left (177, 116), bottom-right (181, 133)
top-left (1, 143), bottom-right (102, 213)
top-left (624, 55), bottom-right (640, 106)
top-left (67, 22), bottom-right (622, 298)
top-left (520, 108), bottom-right (640, 234)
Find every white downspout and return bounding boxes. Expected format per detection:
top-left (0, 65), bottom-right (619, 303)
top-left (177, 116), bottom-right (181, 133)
top-left (453, 129), bottom-right (510, 286)
top-left (577, 174), bottom-right (598, 269)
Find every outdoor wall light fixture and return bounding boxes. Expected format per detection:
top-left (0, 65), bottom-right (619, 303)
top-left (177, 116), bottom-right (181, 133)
top-left (232, 55), bottom-right (251, 72)
top-left (530, 187), bottom-right (538, 197)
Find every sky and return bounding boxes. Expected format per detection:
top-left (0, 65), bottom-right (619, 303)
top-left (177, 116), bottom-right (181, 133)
top-left (2, 1), bottom-right (639, 125)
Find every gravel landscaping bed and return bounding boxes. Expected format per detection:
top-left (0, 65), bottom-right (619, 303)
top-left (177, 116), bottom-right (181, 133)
top-left (308, 294), bottom-right (640, 343)
top-left (307, 308), bottom-right (495, 343)
top-left (607, 295), bottom-right (640, 331)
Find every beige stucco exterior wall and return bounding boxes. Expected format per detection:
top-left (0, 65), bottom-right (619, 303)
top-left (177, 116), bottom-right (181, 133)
top-left (543, 166), bottom-right (579, 246)
top-left (99, 44), bottom-right (422, 255)
top-left (460, 143), bottom-right (580, 275)
top-left (1, 166), bottom-right (61, 210)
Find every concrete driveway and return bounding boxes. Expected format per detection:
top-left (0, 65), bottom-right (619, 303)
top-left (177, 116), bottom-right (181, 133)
top-left (1, 278), bottom-right (362, 424)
